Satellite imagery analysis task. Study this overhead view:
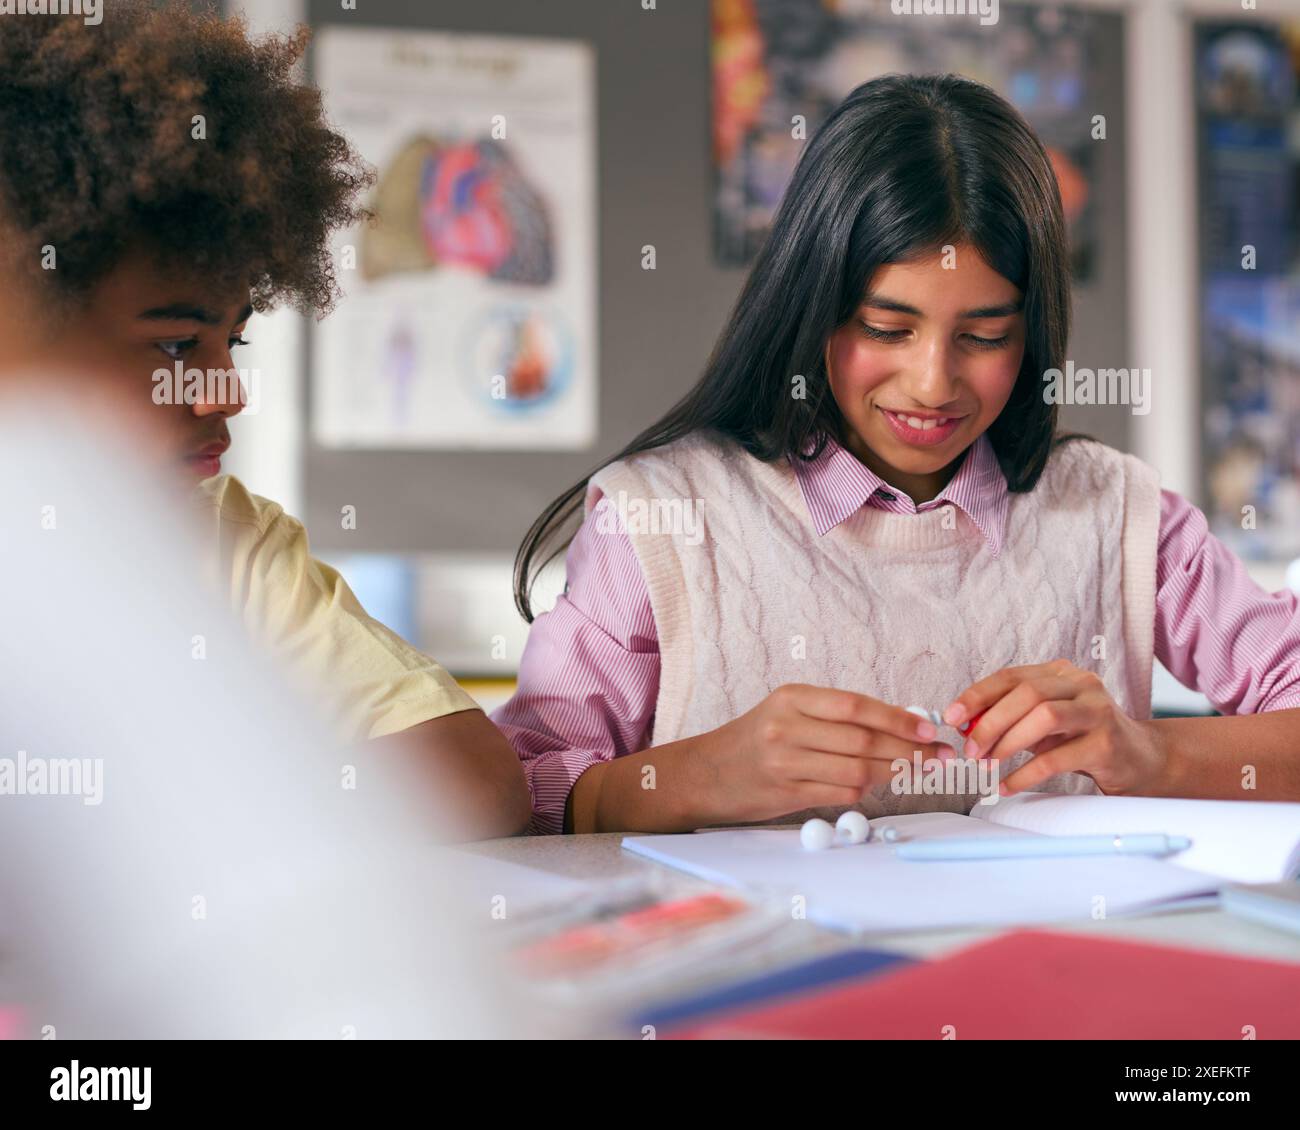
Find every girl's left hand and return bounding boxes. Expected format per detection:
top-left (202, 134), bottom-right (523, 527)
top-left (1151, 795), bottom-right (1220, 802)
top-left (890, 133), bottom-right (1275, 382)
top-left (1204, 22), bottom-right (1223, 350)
top-left (943, 660), bottom-right (1167, 797)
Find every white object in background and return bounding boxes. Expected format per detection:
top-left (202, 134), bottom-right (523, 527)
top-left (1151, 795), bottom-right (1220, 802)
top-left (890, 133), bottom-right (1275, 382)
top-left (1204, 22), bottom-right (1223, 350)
top-left (219, 0), bottom-right (307, 517)
top-left (800, 818), bottom-right (835, 852)
top-left (1126, 0), bottom-right (1197, 500)
top-left (1151, 659), bottom-right (1214, 716)
top-left (220, 301), bottom-right (304, 517)
top-left (1286, 557), bottom-right (1300, 595)
top-left (835, 811), bottom-right (871, 845)
top-left (417, 551), bottom-right (565, 676)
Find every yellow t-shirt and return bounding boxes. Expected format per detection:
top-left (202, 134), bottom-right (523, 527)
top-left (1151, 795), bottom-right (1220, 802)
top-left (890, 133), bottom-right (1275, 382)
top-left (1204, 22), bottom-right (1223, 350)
top-left (193, 475), bottom-right (478, 740)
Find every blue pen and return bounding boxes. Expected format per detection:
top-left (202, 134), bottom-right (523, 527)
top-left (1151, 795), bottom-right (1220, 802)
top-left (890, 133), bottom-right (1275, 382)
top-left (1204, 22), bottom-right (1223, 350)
top-left (895, 834), bottom-right (1192, 862)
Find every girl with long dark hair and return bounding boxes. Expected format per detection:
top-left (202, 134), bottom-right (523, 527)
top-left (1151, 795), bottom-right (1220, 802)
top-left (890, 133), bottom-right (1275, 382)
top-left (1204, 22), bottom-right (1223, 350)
top-left (496, 74), bottom-right (1300, 834)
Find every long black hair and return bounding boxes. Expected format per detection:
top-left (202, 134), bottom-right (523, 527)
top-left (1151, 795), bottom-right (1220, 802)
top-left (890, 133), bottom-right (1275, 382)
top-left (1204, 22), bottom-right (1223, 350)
top-left (515, 73), bottom-right (1077, 621)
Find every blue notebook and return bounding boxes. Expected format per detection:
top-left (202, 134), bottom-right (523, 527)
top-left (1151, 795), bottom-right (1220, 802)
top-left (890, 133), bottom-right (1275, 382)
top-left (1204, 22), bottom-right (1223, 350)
top-left (634, 947), bottom-right (913, 1031)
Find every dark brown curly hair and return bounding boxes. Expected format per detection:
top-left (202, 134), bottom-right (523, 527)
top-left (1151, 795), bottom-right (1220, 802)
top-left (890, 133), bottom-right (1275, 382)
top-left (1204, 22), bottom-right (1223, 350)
top-left (0, 0), bottom-right (373, 314)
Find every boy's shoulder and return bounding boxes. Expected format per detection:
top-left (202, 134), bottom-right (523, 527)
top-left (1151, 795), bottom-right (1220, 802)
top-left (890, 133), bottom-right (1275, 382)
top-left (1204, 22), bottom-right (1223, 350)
top-left (192, 474), bottom-right (290, 536)
top-left (191, 476), bottom-right (320, 578)
top-left (191, 477), bottom-right (327, 613)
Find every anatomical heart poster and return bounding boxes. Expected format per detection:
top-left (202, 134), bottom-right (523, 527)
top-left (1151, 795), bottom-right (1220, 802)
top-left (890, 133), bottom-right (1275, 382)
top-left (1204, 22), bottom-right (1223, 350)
top-left (312, 27), bottom-right (596, 449)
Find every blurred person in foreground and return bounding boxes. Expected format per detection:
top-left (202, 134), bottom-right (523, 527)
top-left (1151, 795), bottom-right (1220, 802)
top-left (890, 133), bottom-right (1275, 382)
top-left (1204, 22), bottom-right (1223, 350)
top-left (0, 383), bottom-right (542, 1038)
top-left (0, 0), bottom-right (527, 840)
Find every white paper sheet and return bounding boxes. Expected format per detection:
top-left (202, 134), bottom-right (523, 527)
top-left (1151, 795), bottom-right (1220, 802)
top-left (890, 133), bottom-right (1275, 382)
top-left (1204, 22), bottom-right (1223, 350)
top-left (973, 793), bottom-right (1300, 884)
top-left (622, 813), bottom-right (1219, 935)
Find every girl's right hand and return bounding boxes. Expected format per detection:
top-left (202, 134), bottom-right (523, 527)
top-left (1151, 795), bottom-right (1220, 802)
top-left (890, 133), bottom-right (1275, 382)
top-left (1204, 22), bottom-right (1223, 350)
top-left (694, 683), bottom-right (958, 825)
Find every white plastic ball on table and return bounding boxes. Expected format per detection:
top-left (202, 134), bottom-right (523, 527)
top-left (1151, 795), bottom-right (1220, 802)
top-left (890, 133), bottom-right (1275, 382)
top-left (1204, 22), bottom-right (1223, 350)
top-left (800, 817), bottom-right (835, 851)
top-left (835, 810), bottom-right (871, 845)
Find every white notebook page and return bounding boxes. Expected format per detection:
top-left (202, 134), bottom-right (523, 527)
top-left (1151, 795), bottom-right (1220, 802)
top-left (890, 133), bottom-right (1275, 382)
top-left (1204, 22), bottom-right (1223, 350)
top-left (972, 793), bottom-right (1300, 883)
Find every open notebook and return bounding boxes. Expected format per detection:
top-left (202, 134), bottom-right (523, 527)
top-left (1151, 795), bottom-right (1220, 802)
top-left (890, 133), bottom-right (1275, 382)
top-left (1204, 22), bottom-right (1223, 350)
top-left (622, 794), bottom-right (1300, 935)
top-left (968, 793), bottom-right (1300, 884)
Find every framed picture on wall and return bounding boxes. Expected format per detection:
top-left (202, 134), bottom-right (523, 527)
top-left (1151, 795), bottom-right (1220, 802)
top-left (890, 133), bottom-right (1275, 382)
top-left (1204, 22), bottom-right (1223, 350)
top-left (712, 0), bottom-right (1102, 279)
top-left (1196, 19), bottom-right (1300, 562)
top-left (312, 26), bottom-right (597, 450)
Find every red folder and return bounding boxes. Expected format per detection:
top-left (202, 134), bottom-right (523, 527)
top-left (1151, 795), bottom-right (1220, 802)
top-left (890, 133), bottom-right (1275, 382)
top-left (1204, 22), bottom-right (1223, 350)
top-left (668, 929), bottom-right (1300, 1039)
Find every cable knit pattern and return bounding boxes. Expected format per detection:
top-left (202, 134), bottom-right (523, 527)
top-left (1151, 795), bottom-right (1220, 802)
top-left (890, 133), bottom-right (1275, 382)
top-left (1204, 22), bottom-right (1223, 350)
top-left (588, 432), bottom-right (1161, 821)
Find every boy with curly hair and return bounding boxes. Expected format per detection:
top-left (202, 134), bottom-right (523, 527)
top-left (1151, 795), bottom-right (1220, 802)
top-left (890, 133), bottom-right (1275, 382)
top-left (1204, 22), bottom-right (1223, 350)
top-left (0, 0), bottom-right (529, 839)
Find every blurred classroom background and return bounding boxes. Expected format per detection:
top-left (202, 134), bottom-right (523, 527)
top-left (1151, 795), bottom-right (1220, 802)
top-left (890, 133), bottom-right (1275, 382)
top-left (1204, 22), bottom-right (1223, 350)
top-left (219, 0), bottom-right (1300, 716)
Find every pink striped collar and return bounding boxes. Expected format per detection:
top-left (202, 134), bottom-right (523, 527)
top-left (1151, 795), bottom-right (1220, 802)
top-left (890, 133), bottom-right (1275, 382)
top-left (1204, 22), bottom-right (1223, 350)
top-left (793, 432), bottom-right (1009, 558)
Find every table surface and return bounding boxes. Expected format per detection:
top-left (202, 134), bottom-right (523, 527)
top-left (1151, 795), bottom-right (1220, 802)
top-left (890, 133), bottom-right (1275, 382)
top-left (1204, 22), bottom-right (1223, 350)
top-left (458, 830), bottom-right (1300, 1032)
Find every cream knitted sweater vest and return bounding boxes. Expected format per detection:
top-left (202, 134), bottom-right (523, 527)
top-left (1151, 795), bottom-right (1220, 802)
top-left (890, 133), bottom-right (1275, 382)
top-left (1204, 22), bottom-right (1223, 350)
top-left (588, 433), bottom-right (1162, 820)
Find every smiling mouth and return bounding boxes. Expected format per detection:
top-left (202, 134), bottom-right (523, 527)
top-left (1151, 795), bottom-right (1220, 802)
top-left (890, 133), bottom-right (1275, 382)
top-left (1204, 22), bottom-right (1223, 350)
top-left (880, 408), bottom-right (964, 431)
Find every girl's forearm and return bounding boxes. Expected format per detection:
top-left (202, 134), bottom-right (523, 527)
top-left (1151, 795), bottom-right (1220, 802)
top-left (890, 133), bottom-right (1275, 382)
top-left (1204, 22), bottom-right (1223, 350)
top-left (567, 737), bottom-right (712, 834)
top-left (1139, 709), bottom-right (1300, 801)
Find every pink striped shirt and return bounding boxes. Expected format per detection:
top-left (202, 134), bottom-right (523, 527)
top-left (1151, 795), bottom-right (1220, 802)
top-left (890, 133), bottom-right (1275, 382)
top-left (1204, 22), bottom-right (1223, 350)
top-left (493, 434), bottom-right (1300, 833)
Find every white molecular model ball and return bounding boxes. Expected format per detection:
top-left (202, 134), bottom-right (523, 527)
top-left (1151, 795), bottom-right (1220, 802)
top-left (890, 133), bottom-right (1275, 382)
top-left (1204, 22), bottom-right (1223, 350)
top-left (835, 810), bottom-right (871, 845)
top-left (800, 817), bottom-right (835, 851)
top-left (905, 704), bottom-right (943, 728)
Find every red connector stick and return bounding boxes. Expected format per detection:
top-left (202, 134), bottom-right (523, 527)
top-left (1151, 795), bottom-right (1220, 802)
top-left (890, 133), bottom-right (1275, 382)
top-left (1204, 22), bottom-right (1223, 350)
top-left (957, 710), bottom-right (987, 737)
